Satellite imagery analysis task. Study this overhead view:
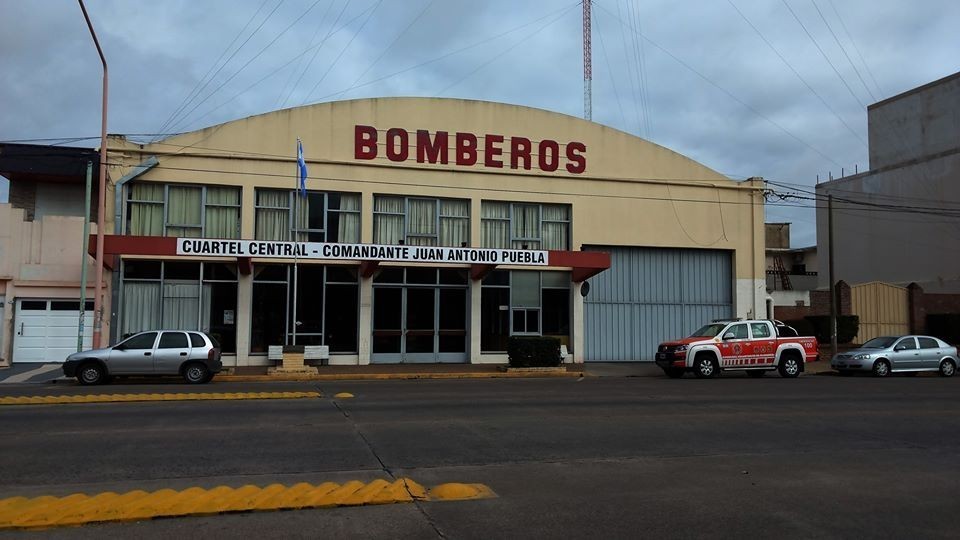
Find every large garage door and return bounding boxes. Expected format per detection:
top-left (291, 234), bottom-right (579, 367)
top-left (13, 299), bottom-right (93, 363)
top-left (583, 247), bottom-right (733, 361)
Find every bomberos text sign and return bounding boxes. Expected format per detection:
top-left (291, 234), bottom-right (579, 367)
top-left (177, 239), bottom-right (548, 265)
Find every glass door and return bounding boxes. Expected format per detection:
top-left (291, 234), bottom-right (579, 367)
top-left (404, 288), bottom-right (436, 362)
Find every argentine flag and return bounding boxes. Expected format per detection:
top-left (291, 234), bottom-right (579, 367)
top-left (297, 138), bottom-right (308, 197)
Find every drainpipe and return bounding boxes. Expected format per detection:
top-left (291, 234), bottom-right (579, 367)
top-left (78, 0), bottom-right (108, 347)
top-left (108, 156), bottom-right (158, 344)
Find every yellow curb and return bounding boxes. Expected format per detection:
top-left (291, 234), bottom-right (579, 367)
top-left (216, 371), bottom-right (583, 382)
top-left (0, 479), bottom-right (496, 530)
top-left (0, 391), bottom-right (321, 406)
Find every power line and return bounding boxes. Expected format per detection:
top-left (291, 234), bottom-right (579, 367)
top-left (725, 0), bottom-right (867, 148)
top-left (809, 0), bottom-right (876, 102)
top-left (594, 1), bottom-right (845, 168)
top-left (627, 0), bottom-right (652, 138)
top-left (275, 0), bottom-right (341, 109)
top-left (825, 0), bottom-right (884, 97)
top-left (614, 0), bottom-right (643, 136)
top-left (155, 0), bottom-right (275, 142)
top-left (592, 9), bottom-right (628, 129)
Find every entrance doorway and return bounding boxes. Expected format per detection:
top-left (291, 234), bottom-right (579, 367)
top-left (371, 268), bottom-right (468, 363)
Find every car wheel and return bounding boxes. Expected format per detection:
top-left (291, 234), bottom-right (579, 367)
top-left (746, 370), bottom-right (765, 378)
top-left (778, 355), bottom-right (801, 378)
top-left (693, 355), bottom-right (718, 379)
top-left (183, 363), bottom-right (210, 384)
top-left (78, 362), bottom-right (105, 386)
top-left (872, 359), bottom-right (891, 378)
top-left (939, 359), bottom-right (956, 378)
top-left (663, 368), bottom-right (684, 379)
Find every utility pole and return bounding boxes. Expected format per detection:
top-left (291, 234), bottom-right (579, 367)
top-left (77, 161), bottom-right (92, 352)
top-left (78, 0), bottom-right (108, 347)
top-left (583, 0), bottom-right (592, 121)
top-left (828, 194), bottom-right (837, 358)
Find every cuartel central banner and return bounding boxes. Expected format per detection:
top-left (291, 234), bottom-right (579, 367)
top-left (176, 239), bottom-right (549, 265)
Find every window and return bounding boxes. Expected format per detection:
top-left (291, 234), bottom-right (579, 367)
top-left (726, 324), bottom-right (749, 339)
top-left (250, 264), bottom-right (359, 354)
top-left (896, 338), bottom-right (918, 350)
top-left (481, 201), bottom-right (570, 250)
top-left (189, 332), bottom-right (206, 347)
top-left (918, 337), bottom-right (940, 349)
top-left (750, 323), bottom-right (772, 338)
top-left (481, 270), bottom-right (570, 352)
top-left (255, 189), bottom-right (360, 243)
top-left (158, 332), bottom-right (189, 349)
top-left (373, 196), bottom-right (470, 247)
top-left (126, 183), bottom-right (240, 238)
top-left (120, 261), bottom-right (238, 353)
top-left (120, 332), bottom-right (157, 350)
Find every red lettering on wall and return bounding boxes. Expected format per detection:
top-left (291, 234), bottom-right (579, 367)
top-left (484, 134), bottom-right (504, 168)
top-left (416, 130), bottom-right (448, 164)
top-left (510, 137), bottom-right (532, 170)
top-left (456, 132), bottom-right (478, 166)
top-left (565, 142), bottom-right (587, 174)
top-left (355, 125), bottom-right (378, 160)
top-left (538, 139), bottom-right (560, 172)
top-left (386, 128), bottom-right (409, 162)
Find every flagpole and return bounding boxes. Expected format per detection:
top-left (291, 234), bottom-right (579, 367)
top-left (292, 138), bottom-right (300, 346)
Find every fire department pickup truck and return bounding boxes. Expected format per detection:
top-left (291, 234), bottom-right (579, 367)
top-left (655, 319), bottom-right (819, 379)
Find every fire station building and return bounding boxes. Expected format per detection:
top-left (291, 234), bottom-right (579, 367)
top-left (86, 97), bottom-right (765, 366)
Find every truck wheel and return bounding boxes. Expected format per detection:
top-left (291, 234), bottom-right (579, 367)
top-left (693, 355), bottom-right (718, 379)
top-left (778, 355), bottom-right (801, 378)
top-left (663, 368), bottom-right (684, 378)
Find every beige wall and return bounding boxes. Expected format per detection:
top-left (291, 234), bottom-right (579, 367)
top-left (0, 205), bottom-right (104, 364)
top-left (105, 98), bottom-right (766, 364)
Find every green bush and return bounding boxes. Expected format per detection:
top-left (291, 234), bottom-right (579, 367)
top-left (507, 336), bottom-right (562, 367)
top-left (805, 315), bottom-right (860, 344)
top-left (927, 314), bottom-right (960, 344)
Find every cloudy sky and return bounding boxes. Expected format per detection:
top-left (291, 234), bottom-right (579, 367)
top-left (1, 0), bottom-right (957, 247)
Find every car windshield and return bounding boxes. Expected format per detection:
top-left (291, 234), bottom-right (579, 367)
top-left (862, 336), bottom-right (897, 349)
top-left (690, 323), bottom-right (727, 338)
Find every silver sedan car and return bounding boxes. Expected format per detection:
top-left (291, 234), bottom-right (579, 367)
top-left (831, 335), bottom-right (958, 377)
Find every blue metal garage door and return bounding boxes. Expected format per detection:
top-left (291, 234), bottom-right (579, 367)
top-left (583, 247), bottom-right (733, 361)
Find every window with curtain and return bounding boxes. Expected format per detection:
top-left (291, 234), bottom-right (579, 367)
top-left (255, 189), bottom-right (290, 241)
top-left (440, 199), bottom-right (470, 247)
top-left (374, 196), bottom-right (470, 246)
top-left (481, 201), bottom-right (570, 250)
top-left (121, 282), bottom-right (161, 336)
top-left (205, 186), bottom-right (240, 238)
top-left (373, 196), bottom-right (404, 244)
top-left (127, 183), bottom-right (242, 238)
top-left (128, 183), bottom-right (164, 236)
top-left (331, 194), bottom-right (361, 243)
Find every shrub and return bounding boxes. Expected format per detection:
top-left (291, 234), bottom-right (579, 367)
top-left (507, 336), bottom-right (562, 367)
top-left (804, 315), bottom-right (860, 344)
top-left (927, 314), bottom-right (960, 344)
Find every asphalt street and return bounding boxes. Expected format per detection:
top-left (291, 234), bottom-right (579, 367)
top-left (1, 374), bottom-right (959, 538)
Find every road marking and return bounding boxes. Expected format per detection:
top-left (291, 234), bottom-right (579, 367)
top-left (1, 364), bottom-right (62, 384)
top-left (334, 392), bottom-right (354, 399)
top-left (0, 479), bottom-right (496, 529)
top-left (0, 391), bottom-right (321, 406)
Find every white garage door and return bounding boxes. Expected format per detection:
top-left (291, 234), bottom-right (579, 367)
top-left (13, 299), bottom-right (93, 363)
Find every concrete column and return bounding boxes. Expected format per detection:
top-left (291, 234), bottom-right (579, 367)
top-left (234, 272), bottom-right (253, 367)
top-left (0, 284), bottom-right (13, 366)
top-left (469, 278), bottom-right (482, 363)
top-left (240, 185), bottom-right (256, 239)
top-left (358, 275), bottom-right (372, 365)
top-left (572, 282), bottom-right (584, 363)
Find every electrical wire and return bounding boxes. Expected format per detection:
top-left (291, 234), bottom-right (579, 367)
top-left (275, 0), bottom-right (341, 109)
top-left (592, 9), bottom-right (628, 130)
top-left (809, 0), bottom-right (876, 102)
top-left (825, 0), bottom-right (883, 97)
top-left (593, 1), bottom-right (845, 168)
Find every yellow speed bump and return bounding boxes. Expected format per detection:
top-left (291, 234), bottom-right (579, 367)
top-left (0, 479), bottom-right (495, 529)
top-left (0, 391), bottom-right (321, 406)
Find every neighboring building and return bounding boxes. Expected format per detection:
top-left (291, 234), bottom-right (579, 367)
top-left (816, 71), bottom-right (960, 294)
top-left (4, 97), bottom-right (768, 366)
top-left (764, 223), bottom-right (818, 320)
top-left (0, 144), bottom-right (100, 365)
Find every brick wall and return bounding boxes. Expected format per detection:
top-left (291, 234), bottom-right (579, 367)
top-left (774, 281), bottom-right (851, 321)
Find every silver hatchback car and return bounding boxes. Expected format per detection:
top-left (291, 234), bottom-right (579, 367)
top-left (831, 335), bottom-right (958, 377)
top-left (63, 330), bottom-right (223, 385)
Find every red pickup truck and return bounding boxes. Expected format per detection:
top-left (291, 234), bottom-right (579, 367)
top-left (655, 319), bottom-right (819, 379)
